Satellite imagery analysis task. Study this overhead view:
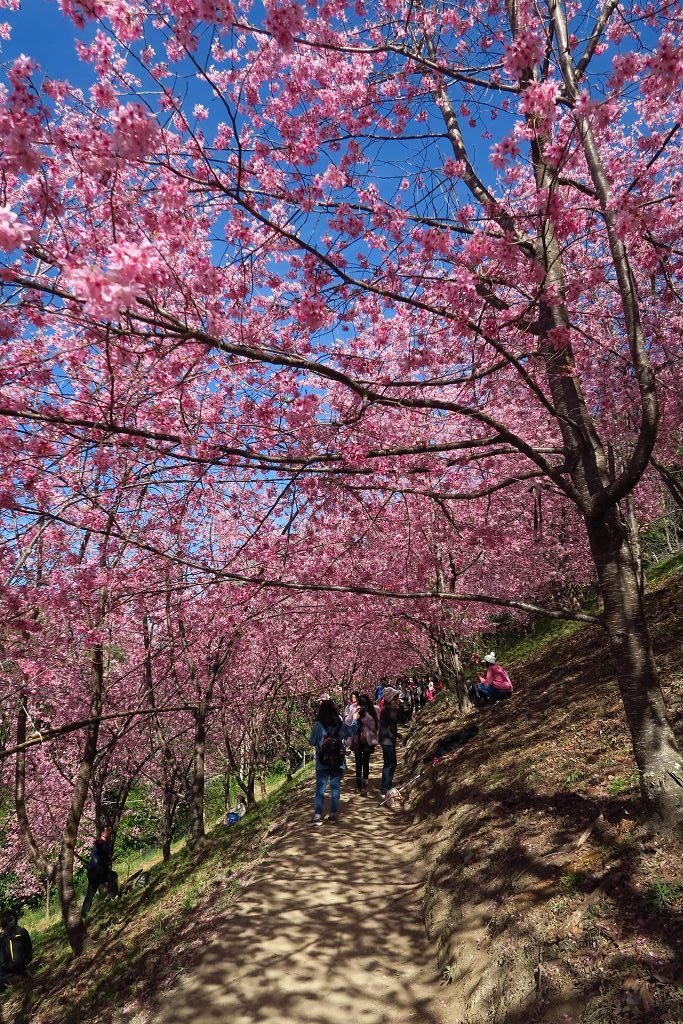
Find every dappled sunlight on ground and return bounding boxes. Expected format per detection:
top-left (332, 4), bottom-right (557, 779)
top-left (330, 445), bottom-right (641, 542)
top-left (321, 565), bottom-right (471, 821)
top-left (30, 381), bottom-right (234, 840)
top-left (151, 779), bottom-right (453, 1024)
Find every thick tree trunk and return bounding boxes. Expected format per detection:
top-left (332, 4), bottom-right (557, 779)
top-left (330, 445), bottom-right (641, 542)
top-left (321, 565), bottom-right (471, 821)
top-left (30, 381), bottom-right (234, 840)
top-left (161, 799), bottom-right (173, 862)
top-left (188, 700), bottom-right (207, 846)
top-left (588, 513), bottom-right (683, 831)
top-left (58, 643), bottom-right (104, 955)
top-left (14, 700), bottom-right (57, 883)
top-left (434, 630), bottom-right (467, 710)
top-left (246, 772), bottom-right (256, 806)
top-left (142, 617), bottom-right (180, 860)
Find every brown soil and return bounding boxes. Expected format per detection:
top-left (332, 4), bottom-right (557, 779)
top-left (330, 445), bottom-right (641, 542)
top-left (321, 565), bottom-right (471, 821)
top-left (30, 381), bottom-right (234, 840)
top-left (404, 568), bottom-right (683, 1024)
top-left (148, 785), bottom-right (453, 1024)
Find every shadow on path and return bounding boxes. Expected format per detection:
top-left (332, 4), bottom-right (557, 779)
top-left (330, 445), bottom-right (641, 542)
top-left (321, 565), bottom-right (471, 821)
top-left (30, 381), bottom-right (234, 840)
top-left (152, 772), bottom-right (451, 1024)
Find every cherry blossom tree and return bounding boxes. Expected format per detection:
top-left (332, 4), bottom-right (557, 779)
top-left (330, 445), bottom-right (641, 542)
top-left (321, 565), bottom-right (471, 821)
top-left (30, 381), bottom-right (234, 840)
top-left (0, 0), bottom-right (681, 851)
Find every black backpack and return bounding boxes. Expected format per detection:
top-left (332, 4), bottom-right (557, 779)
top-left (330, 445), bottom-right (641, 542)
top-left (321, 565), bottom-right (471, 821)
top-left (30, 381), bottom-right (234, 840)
top-left (3, 927), bottom-right (32, 971)
top-left (318, 724), bottom-right (344, 770)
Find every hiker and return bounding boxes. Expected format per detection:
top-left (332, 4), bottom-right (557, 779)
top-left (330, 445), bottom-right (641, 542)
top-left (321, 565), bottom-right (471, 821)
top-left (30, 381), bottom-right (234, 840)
top-left (309, 699), bottom-right (360, 825)
top-left (378, 686), bottom-right (400, 797)
top-left (82, 825), bottom-right (119, 918)
top-left (0, 909), bottom-right (32, 991)
top-left (472, 652), bottom-right (513, 704)
top-left (424, 679), bottom-right (436, 703)
top-left (349, 694), bottom-right (379, 795)
top-left (398, 685), bottom-right (413, 723)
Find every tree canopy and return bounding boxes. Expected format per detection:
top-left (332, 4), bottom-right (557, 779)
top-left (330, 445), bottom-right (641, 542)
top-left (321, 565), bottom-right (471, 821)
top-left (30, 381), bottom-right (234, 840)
top-left (1, 0), bottom-right (682, 950)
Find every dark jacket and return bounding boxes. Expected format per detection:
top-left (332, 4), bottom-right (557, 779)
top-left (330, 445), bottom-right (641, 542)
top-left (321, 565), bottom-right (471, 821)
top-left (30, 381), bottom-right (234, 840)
top-left (0, 925), bottom-right (32, 974)
top-left (378, 706), bottom-right (398, 747)
top-left (87, 838), bottom-right (113, 882)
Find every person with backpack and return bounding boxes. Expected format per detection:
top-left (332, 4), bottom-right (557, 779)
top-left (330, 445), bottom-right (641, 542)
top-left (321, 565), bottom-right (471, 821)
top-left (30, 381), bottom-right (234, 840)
top-left (349, 694), bottom-right (379, 795)
top-left (308, 698), bottom-right (359, 825)
top-left (378, 686), bottom-right (400, 798)
top-left (81, 825), bottom-right (119, 918)
top-left (0, 909), bottom-right (32, 990)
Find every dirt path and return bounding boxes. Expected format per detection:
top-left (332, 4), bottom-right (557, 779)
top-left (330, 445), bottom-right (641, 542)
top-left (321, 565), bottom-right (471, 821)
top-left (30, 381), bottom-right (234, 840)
top-left (152, 771), bottom-right (453, 1024)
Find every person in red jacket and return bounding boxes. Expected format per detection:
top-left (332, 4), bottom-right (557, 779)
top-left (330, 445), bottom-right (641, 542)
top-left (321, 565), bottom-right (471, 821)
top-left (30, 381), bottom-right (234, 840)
top-left (473, 652), bottom-right (513, 703)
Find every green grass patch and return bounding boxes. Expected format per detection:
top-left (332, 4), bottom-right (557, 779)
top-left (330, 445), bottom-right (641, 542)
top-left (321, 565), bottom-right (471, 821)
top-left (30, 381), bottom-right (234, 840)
top-left (645, 549), bottom-right (683, 587)
top-left (4, 767), bottom-right (311, 1024)
top-left (645, 879), bottom-right (683, 911)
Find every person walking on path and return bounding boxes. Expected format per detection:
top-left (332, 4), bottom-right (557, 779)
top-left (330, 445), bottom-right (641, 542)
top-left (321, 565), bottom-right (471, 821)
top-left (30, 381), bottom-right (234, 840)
top-left (350, 694), bottom-right (379, 795)
top-left (378, 687), bottom-right (400, 797)
top-left (0, 910), bottom-right (32, 991)
top-left (309, 699), bottom-right (359, 825)
top-left (344, 691), bottom-right (360, 719)
top-left (81, 825), bottom-right (119, 918)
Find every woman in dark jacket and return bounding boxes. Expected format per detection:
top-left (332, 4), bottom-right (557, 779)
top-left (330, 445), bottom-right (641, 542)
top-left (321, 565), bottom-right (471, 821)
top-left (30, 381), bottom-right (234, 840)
top-left (308, 699), bottom-right (358, 825)
top-left (378, 687), bottom-right (400, 796)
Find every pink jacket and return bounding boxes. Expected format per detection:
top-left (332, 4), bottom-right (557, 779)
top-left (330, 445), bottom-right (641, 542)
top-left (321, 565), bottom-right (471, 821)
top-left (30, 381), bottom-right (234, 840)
top-left (478, 664), bottom-right (513, 693)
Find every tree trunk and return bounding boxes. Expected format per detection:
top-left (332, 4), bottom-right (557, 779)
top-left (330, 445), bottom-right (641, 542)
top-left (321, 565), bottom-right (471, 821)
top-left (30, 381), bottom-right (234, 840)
top-left (188, 700), bottom-right (207, 846)
top-left (160, 809), bottom-right (172, 861)
top-left (58, 642), bottom-right (104, 955)
top-left (14, 699), bottom-right (57, 883)
top-left (160, 781), bottom-right (176, 861)
top-left (588, 513), bottom-right (683, 830)
top-left (245, 769), bottom-right (256, 807)
top-left (434, 630), bottom-right (467, 710)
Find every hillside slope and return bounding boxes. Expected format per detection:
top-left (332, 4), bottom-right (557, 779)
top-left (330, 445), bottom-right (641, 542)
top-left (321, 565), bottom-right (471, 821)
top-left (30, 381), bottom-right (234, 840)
top-left (2, 565), bottom-right (681, 1024)
top-left (404, 562), bottom-right (682, 1024)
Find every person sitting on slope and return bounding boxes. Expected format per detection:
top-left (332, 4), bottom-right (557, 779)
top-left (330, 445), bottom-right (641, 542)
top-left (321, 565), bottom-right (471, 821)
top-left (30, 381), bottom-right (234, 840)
top-left (472, 652), bottom-right (513, 705)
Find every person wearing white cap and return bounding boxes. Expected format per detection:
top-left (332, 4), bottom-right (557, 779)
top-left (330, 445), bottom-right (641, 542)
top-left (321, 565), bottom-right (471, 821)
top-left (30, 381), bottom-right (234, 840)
top-left (474, 652), bottom-right (513, 704)
top-left (378, 687), bottom-right (400, 796)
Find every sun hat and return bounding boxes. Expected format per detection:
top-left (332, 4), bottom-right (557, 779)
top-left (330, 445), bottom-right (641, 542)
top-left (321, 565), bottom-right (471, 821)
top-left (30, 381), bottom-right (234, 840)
top-left (382, 686), bottom-right (400, 702)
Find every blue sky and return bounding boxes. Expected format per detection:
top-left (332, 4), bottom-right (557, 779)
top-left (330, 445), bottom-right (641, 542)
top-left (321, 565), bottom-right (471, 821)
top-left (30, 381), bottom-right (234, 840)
top-left (6, 0), bottom-right (93, 85)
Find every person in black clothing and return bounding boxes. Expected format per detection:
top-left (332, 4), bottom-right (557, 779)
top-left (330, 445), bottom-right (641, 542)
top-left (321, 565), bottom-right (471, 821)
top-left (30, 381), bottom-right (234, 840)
top-left (379, 687), bottom-right (400, 796)
top-left (0, 909), bottom-right (32, 990)
top-left (82, 826), bottom-right (119, 918)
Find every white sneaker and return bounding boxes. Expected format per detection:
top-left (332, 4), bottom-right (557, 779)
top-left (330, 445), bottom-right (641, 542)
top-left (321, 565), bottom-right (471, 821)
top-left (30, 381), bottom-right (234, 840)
top-left (310, 814), bottom-right (323, 826)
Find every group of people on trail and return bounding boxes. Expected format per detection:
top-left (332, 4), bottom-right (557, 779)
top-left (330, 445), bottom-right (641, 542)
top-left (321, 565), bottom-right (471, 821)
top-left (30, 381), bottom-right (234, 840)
top-left (375, 678), bottom-right (442, 719)
top-left (309, 654), bottom-right (513, 824)
top-left (308, 686), bottom-right (404, 825)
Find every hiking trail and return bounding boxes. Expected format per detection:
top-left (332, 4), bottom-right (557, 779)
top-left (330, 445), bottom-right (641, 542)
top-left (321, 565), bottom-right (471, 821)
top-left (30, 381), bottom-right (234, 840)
top-left (151, 778), bottom-right (455, 1024)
